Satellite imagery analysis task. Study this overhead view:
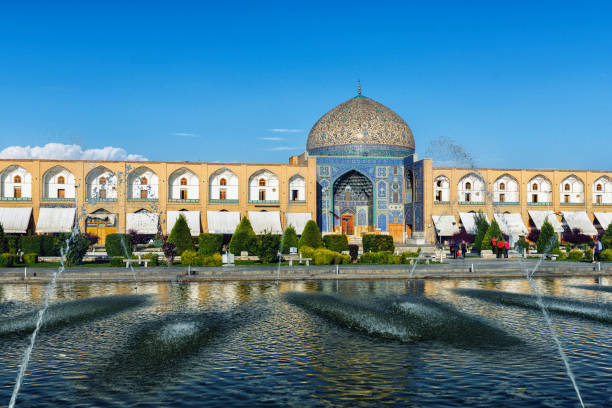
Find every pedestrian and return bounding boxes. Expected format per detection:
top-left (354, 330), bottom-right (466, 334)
top-left (593, 238), bottom-right (603, 262)
top-left (450, 241), bottom-right (456, 259)
top-left (461, 240), bottom-right (467, 259)
top-left (504, 240), bottom-right (509, 258)
top-left (497, 239), bottom-right (504, 258)
top-left (492, 237), bottom-right (497, 256)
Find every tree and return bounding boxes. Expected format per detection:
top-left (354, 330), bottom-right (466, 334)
top-left (0, 223), bottom-right (8, 253)
top-left (229, 216), bottom-right (258, 255)
top-left (257, 232), bottom-right (281, 263)
top-left (602, 224), bottom-right (612, 250)
top-left (168, 214), bottom-right (195, 255)
top-left (298, 220), bottom-right (323, 249)
top-left (537, 218), bottom-right (559, 254)
top-left (481, 219), bottom-right (503, 250)
top-left (280, 225), bottom-right (298, 252)
top-left (64, 233), bottom-right (90, 266)
top-left (472, 212), bottom-right (489, 251)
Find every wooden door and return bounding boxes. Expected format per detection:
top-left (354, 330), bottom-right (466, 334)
top-left (388, 224), bottom-right (404, 243)
top-left (341, 215), bottom-right (354, 235)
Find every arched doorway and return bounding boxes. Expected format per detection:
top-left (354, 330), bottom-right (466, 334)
top-left (333, 170), bottom-right (373, 236)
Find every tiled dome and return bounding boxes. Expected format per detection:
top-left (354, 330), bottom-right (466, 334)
top-left (306, 95), bottom-right (415, 157)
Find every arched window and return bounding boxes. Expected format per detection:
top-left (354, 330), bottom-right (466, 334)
top-left (532, 183), bottom-right (538, 191)
top-left (499, 182), bottom-right (505, 191)
top-left (180, 177), bottom-right (187, 186)
top-left (141, 177), bottom-right (148, 185)
top-left (436, 180), bottom-right (442, 187)
top-left (564, 183), bottom-right (570, 191)
top-left (57, 176), bottom-right (65, 184)
top-left (465, 182), bottom-right (472, 190)
top-left (220, 178), bottom-right (227, 186)
top-left (13, 175), bottom-right (21, 183)
top-left (597, 184), bottom-right (602, 191)
top-left (259, 178), bottom-right (266, 187)
top-left (99, 176), bottom-right (107, 184)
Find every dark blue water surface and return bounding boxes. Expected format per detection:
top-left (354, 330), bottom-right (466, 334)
top-left (0, 277), bottom-right (611, 407)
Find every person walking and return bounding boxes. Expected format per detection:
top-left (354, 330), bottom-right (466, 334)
top-left (504, 240), bottom-right (510, 258)
top-left (450, 241), bottom-right (456, 259)
top-left (461, 240), bottom-right (467, 259)
top-left (593, 238), bottom-right (603, 262)
top-left (497, 239), bottom-right (504, 258)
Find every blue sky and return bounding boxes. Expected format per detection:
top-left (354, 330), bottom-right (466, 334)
top-left (0, 1), bottom-right (611, 169)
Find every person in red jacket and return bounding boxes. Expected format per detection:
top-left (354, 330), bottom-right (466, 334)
top-left (497, 239), bottom-right (504, 258)
top-left (491, 237), bottom-right (497, 256)
top-left (504, 240), bottom-right (510, 258)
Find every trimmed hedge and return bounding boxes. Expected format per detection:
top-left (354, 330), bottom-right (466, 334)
top-left (0, 253), bottom-right (17, 267)
top-left (198, 233), bottom-right (223, 256)
top-left (600, 249), bottom-right (612, 261)
top-left (348, 244), bottom-right (359, 261)
top-left (298, 220), bottom-right (323, 249)
top-left (23, 253), bottom-right (38, 265)
top-left (583, 249), bottom-right (593, 261)
top-left (359, 251), bottom-right (400, 264)
top-left (362, 234), bottom-right (394, 253)
top-left (313, 248), bottom-right (351, 265)
top-left (110, 257), bottom-right (124, 267)
top-left (144, 253), bottom-right (159, 266)
top-left (181, 250), bottom-right (222, 266)
top-left (0, 224), bottom-right (7, 253)
top-left (323, 234), bottom-right (348, 253)
top-left (21, 236), bottom-right (42, 254)
top-left (568, 250), bottom-right (583, 261)
top-left (106, 234), bottom-right (133, 257)
top-left (229, 217), bottom-right (258, 255)
top-left (299, 245), bottom-right (315, 259)
top-left (400, 251), bottom-right (421, 263)
top-left (6, 235), bottom-right (20, 254)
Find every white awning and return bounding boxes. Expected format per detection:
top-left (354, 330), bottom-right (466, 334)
top-left (459, 212), bottom-right (489, 234)
top-left (432, 215), bottom-right (460, 236)
top-left (126, 212), bottom-right (159, 234)
top-left (0, 207), bottom-right (32, 233)
top-left (594, 212), bottom-right (612, 231)
top-left (528, 210), bottom-right (564, 233)
top-left (167, 211), bottom-right (201, 236)
top-left (494, 213), bottom-right (529, 236)
top-left (248, 211), bottom-right (282, 234)
top-left (286, 213), bottom-right (312, 234)
top-left (207, 211), bottom-right (241, 234)
top-left (36, 207), bottom-right (76, 233)
top-left (562, 211), bottom-right (598, 236)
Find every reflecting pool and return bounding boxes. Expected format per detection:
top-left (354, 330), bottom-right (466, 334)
top-left (0, 277), bottom-right (611, 407)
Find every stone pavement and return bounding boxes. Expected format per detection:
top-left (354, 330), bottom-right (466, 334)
top-left (0, 258), bottom-right (610, 284)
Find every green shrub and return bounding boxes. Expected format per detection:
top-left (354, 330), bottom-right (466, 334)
top-left (557, 251), bottom-right (568, 260)
top-left (568, 250), bottom-right (583, 261)
top-left (203, 253), bottom-right (222, 267)
top-left (169, 214), bottom-right (195, 255)
top-left (6, 235), bottom-right (19, 254)
top-left (280, 225), bottom-right (299, 252)
top-left (348, 244), bottom-right (359, 261)
top-left (472, 212), bottom-right (489, 251)
top-left (583, 249), bottom-right (593, 261)
top-left (323, 234), bottom-right (349, 252)
top-left (0, 224), bottom-right (8, 253)
top-left (481, 220), bottom-right (503, 251)
top-left (181, 250), bottom-right (200, 266)
top-left (359, 251), bottom-right (400, 264)
top-left (362, 234), bottom-right (394, 252)
top-left (21, 235), bottom-right (42, 254)
top-left (106, 234), bottom-right (133, 257)
top-left (401, 251), bottom-right (420, 264)
top-left (65, 233), bottom-right (91, 266)
top-left (198, 233), bottom-right (223, 256)
top-left (601, 224), bottom-right (612, 249)
top-left (257, 232), bottom-right (280, 263)
top-left (600, 249), bottom-right (612, 261)
top-left (43, 235), bottom-right (61, 256)
top-left (229, 217), bottom-right (259, 255)
top-left (0, 253), bottom-right (16, 267)
top-left (537, 219), bottom-right (559, 254)
top-left (299, 245), bottom-right (315, 259)
top-left (298, 220), bottom-right (323, 249)
top-left (313, 248), bottom-right (350, 265)
top-left (110, 257), bottom-right (124, 267)
top-left (516, 237), bottom-right (530, 253)
top-left (23, 253), bottom-right (38, 265)
top-left (144, 253), bottom-right (159, 266)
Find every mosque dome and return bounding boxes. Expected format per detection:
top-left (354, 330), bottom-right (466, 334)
top-left (306, 93), bottom-right (415, 157)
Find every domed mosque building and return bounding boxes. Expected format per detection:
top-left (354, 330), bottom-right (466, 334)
top-left (1, 85), bottom-right (611, 246)
top-left (304, 85), bottom-right (419, 242)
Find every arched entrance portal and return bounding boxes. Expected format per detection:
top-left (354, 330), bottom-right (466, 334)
top-left (333, 170), bottom-right (373, 236)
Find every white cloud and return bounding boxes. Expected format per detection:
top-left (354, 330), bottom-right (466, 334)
top-left (261, 137), bottom-right (285, 141)
top-left (264, 146), bottom-right (299, 151)
top-left (268, 128), bottom-right (302, 133)
top-left (0, 143), bottom-right (148, 161)
top-left (170, 132), bottom-right (199, 137)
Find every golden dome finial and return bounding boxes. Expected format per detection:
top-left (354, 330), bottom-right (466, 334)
top-left (358, 79), bottom-right (362, 96)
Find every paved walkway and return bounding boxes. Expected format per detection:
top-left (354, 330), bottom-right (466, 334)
top-left (0, 259), bottom-right (610, 283)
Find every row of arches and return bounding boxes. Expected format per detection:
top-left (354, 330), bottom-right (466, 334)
top-left (434, 173), bottom-right (612, 205)
top-left (0, 165), bottom-right (306, 202)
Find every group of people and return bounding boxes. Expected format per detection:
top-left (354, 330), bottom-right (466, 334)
top-left (449, 240), bottom-right (468, 259)
top-left (491, 237), bottom-right (509, 258)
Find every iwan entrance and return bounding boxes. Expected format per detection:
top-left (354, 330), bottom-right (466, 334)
top-left (333, 170), bottom-right (373, 236)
